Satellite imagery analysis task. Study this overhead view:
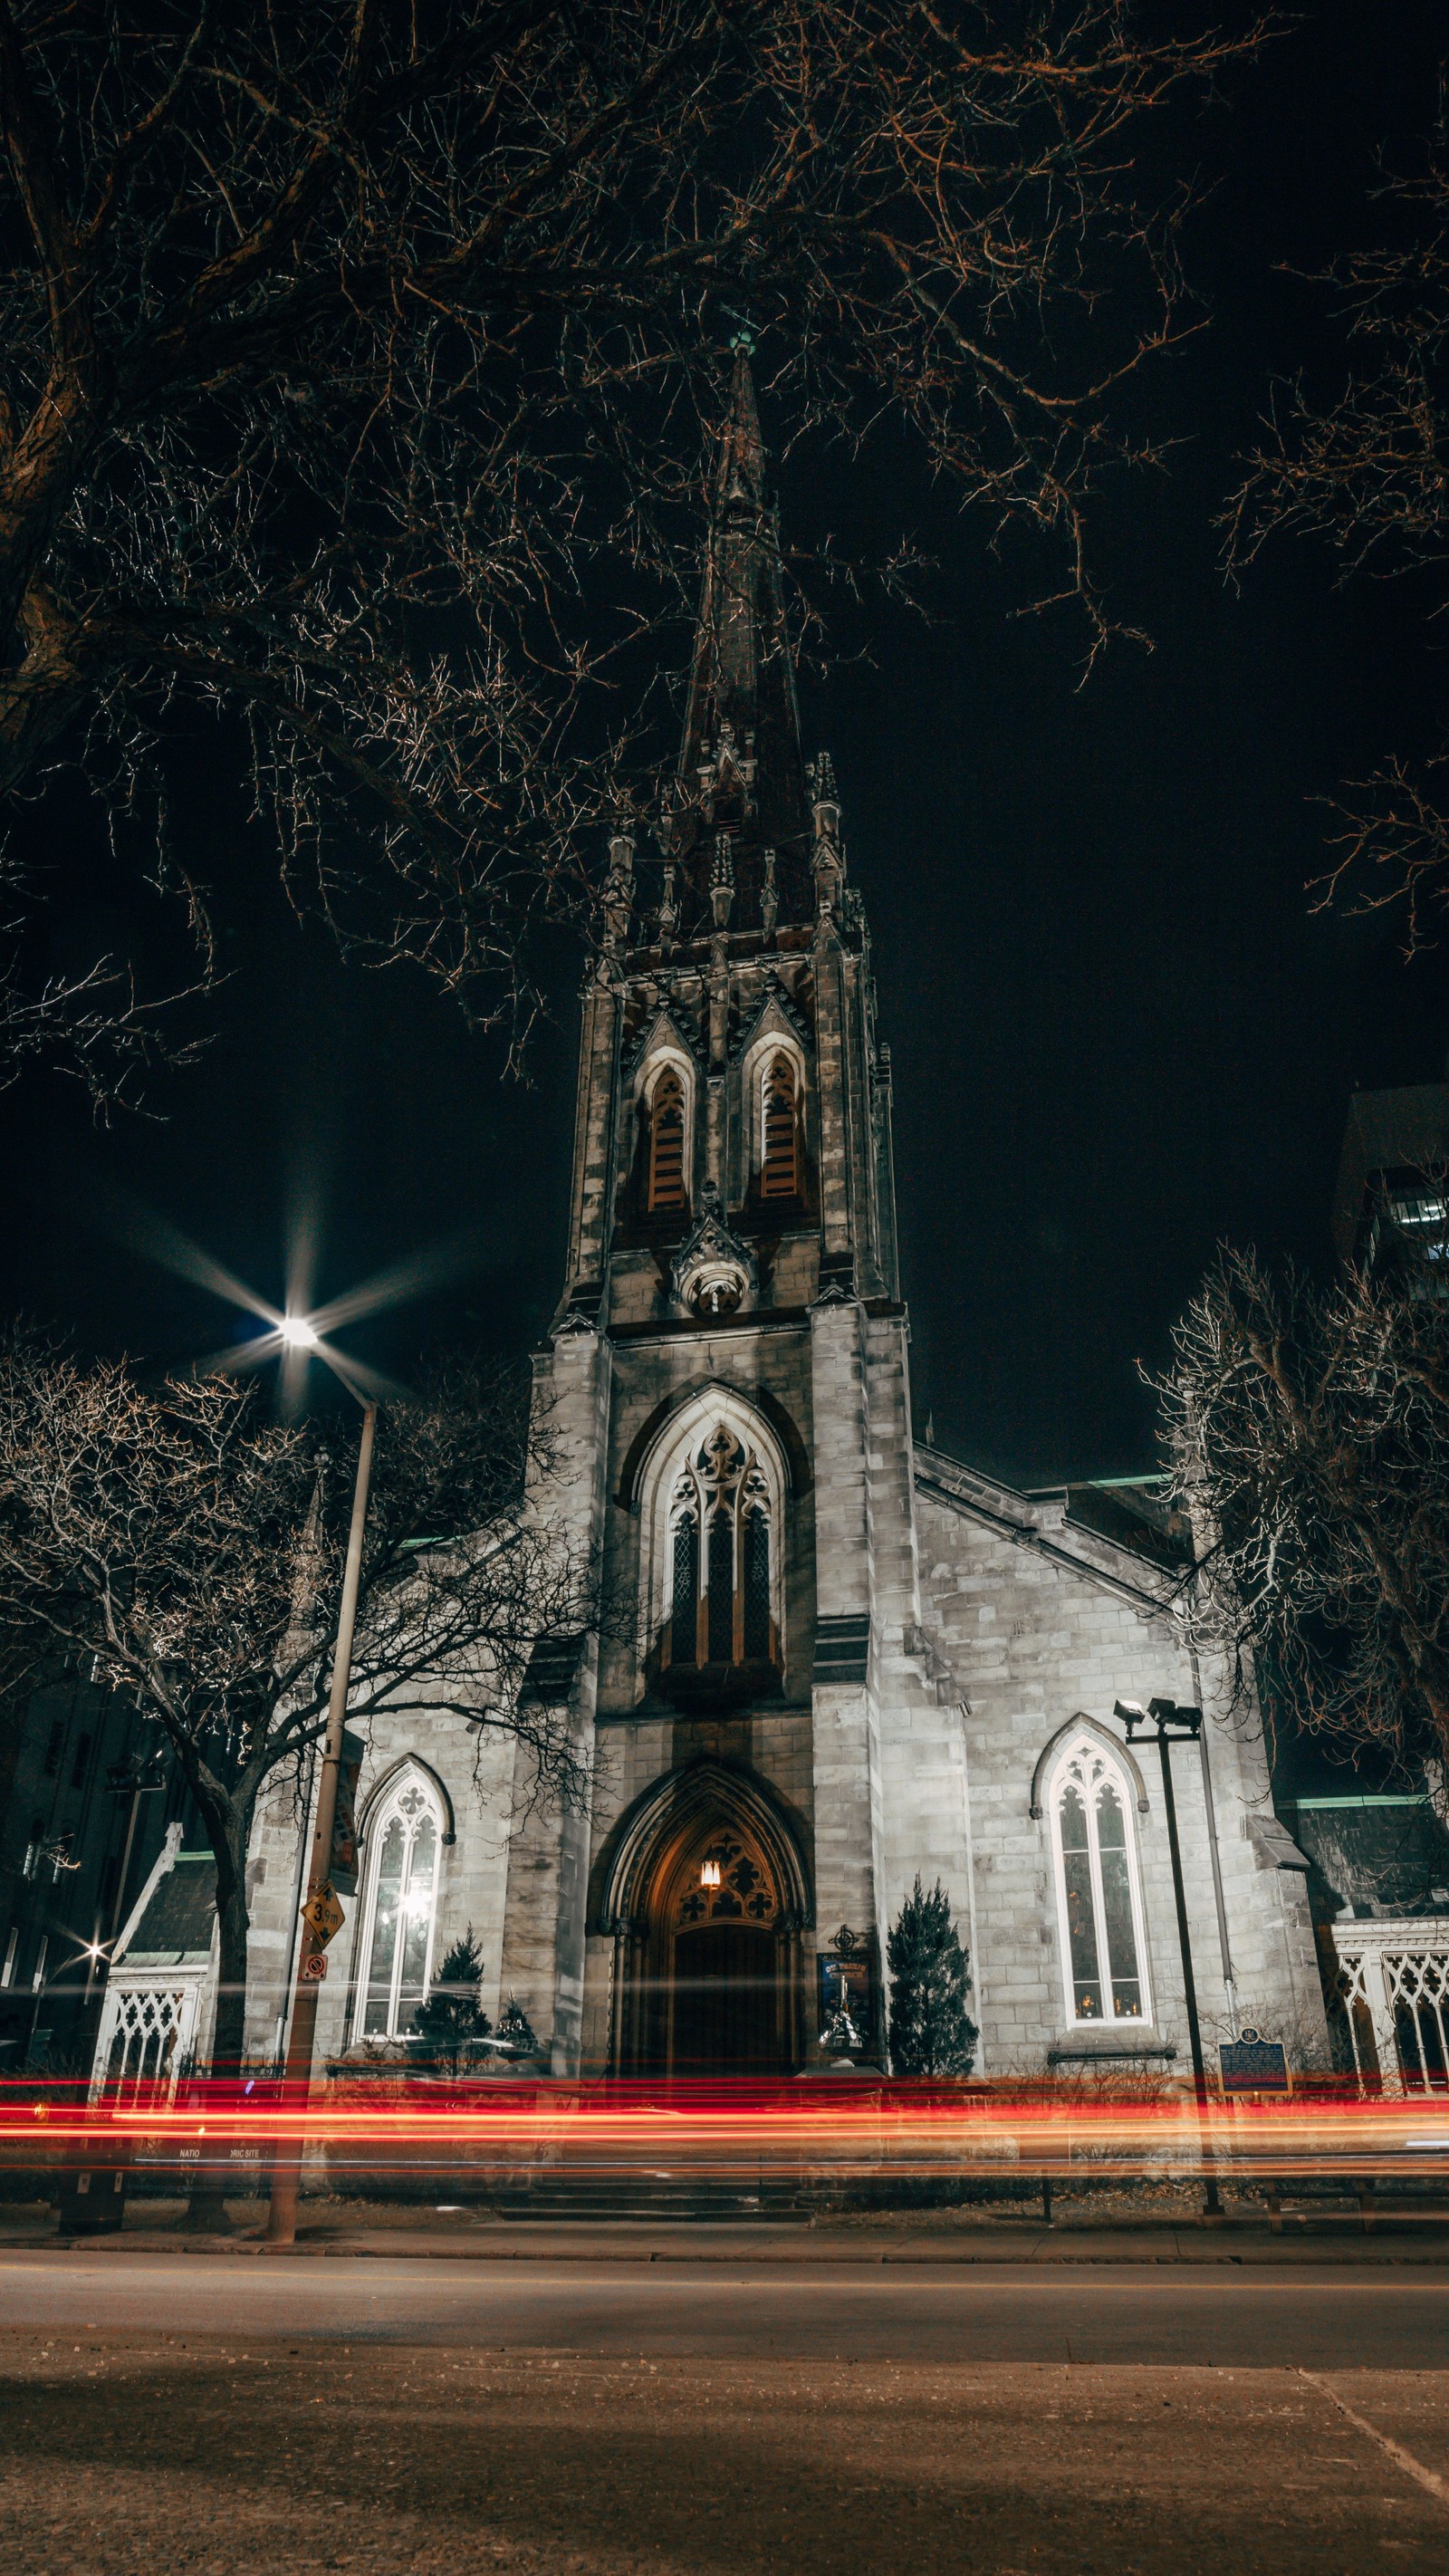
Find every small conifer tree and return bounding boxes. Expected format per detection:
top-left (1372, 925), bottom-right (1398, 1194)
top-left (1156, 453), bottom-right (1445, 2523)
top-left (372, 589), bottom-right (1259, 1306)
top-left (887, 1877), bottom-right (978, 2076)
top-left (494, 1994), bottom-right (540, 2061)
top-left (413, 1928), bottom-right (490, 2071)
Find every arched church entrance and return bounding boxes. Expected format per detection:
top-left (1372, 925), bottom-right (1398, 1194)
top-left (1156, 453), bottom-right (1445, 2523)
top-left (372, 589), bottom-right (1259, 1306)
top-left (592, 1762), bottom-right (811, 2075)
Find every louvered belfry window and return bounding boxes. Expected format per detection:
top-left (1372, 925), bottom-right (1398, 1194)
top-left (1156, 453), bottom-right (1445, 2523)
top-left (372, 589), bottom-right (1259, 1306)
top-left (648, 1066), bottom-right (687, 1210)
top-left (761, 1053), bottom-right (798, 1199)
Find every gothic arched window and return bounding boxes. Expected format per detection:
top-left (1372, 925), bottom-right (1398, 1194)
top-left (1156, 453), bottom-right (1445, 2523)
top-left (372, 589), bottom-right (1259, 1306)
top-left (664, 1425), bottom-right (777, 1670)
top-left (760, 1053), bottom-right (799, 1200)
top-left (647, 1065), bottom-right (687, 1211)
top-left (353, 1767), bottom-right (444, 2041)
top-left (1047, 1735), bottom-right (1149, 2027)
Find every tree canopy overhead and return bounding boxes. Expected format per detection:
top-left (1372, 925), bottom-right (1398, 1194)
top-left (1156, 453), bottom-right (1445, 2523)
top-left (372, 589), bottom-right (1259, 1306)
top-left (1226, 96), bottom-right (1449, 948)
top-left (0, 0), bottom-right (1269, 1089)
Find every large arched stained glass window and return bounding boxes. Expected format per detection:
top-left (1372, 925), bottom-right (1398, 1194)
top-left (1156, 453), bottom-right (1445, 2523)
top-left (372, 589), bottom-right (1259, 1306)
top-left (664, 1425), bottom-right (777, 1671)
top-left (1048, 1735), bottom-right (1149, 2027)
top-left (353, 1768), bottom-right (444, 2041)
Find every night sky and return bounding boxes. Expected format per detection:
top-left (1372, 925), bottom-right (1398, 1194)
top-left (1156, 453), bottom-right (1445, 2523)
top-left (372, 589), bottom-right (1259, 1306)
top-left (3, 4), bottom-right (1447, 1491)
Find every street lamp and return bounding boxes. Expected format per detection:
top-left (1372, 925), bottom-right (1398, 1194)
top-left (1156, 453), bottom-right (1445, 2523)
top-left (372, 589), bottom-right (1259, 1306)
top-left (264, 1375), bottom-right (378, 2248)
top-left (1114, 1697), bottom-right (1223, 2220)
top-left (93, 1197), bottom-right (485, 2229)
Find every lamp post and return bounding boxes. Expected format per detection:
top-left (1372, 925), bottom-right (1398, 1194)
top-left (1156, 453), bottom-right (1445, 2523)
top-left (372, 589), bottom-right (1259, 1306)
top-left (264, 1381), bottom-right (378, 2246)
top-left (1114, 1697), bottom-right (1223, 2220)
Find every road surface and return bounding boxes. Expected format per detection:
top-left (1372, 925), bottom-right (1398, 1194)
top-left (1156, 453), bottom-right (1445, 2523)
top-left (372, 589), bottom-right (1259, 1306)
top-left (4, 2254), bottom-right (1449, 2571)
top-left (4, 2248), bottom-right (1449, 2366)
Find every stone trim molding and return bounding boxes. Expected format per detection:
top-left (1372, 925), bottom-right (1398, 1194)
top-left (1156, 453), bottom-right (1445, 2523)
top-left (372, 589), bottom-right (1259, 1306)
top-left (1030, 1713), bottom-right (1151, 1821)
top-left (615, 1373), bottom-right (811, 1507)
top-left (357, 1752), bottom-right (456, 1848)
top-left (588, 1753), bottom-right (813, 1937)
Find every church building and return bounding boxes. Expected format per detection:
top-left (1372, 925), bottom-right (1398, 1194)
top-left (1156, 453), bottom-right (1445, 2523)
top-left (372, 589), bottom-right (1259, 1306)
top-left (176, 357), bottom-right (1327, 2085)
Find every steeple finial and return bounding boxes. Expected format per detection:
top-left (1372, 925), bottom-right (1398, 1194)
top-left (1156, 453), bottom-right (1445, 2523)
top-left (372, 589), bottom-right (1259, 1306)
top-left (670, 346), bottom-right (811, 936)
top-left (716, 343), bottom-right (765, 517)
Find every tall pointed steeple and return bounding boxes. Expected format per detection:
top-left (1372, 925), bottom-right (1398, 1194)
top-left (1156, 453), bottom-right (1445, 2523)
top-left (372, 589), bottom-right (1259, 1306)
top-left (664, 350), bottom-right (812, 939)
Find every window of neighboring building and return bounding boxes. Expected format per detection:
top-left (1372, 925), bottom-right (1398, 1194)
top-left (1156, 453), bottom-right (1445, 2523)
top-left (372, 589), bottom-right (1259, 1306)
top-left (760, 1053), bottom-right (800, 1199)
top-left (664, 1424), bottom-right (778, 1669)
top-left (353, 1770), bottom-right (444, 2042)
top-left (0, 1927), bottom-right (15, 1988)
top-left (647, 1065), bottom-right (687, 1210)
top-left (70, 1733), bottom-right (92, 1791)
top-left (41, 1721), bottom-right (62, 1776)
top-left (1048, 1735), bottom-right (1149, 2027)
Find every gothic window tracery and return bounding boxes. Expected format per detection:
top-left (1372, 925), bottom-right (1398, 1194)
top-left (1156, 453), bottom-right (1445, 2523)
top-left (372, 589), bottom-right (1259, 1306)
top-left (647, 1063), bottom-right (688, 1211)
top-left (674, 1832), bottom-right (779, 1928)
top-left (1047, 1736), bottom-right (1149, 2027)
top-left (353, 1768), bottom-right (444, 2042)
top-left (663, 1425), bottom-right (777, 1669)
top-left (760, 1052), bottom-right (800, 1199)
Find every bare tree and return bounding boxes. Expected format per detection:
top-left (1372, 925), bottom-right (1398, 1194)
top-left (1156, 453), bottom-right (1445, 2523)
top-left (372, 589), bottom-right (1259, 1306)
top-left (1156, 1244), bottom-right (1449, 1777)
top-left (0, 1339), bottom-right (594, 2070)
top-left (0, 1), bottom-right (1271, 1080)
top-left (1225, 91), bottom-right (1449, 946)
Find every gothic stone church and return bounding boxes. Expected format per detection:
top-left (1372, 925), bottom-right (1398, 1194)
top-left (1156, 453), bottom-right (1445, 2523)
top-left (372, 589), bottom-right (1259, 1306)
top-left (228, 357), bottom-right (1325, 2083)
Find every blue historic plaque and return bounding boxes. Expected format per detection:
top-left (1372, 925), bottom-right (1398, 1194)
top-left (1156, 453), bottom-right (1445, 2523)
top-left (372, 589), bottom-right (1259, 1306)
top-left (1219, 2032), bottom-right (1291, 2096)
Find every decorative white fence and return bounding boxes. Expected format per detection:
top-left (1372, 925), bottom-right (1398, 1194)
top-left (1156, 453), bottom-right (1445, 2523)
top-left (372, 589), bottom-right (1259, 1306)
top-left (1327, 1920), bottom-right (1449, 2091)
top-left (88, 1975), bottom-right (204, 2103)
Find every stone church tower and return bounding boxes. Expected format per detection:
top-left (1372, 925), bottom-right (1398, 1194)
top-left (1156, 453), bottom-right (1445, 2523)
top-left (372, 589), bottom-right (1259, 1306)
top-left (483, 350), bottom-right (1324, 2080)
top-left (228, 353), bottom-right (1324, 2088)
top-left (500, 349), bottom-right (915, 2072)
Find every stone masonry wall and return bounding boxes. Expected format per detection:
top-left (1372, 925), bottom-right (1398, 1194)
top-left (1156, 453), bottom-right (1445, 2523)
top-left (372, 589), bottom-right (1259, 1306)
top-left (912, 1480), bottom-right (1327, 2073)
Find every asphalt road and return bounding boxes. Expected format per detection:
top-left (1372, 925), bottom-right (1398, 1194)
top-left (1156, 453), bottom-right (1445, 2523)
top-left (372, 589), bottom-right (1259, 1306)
top-left (6, 2256), bottom-right (1449, 2571)
top-left (5, 2249), bottom-right (1449, 2367)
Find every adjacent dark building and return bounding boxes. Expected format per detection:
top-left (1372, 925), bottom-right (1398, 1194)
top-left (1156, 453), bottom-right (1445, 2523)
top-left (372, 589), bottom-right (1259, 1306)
top-left (0, 1671), bottom-right (181, 2074)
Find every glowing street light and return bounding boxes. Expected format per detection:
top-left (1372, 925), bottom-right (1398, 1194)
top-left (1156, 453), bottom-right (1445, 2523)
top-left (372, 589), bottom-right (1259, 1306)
top-left (86, 1189), bottom-right (491, 2233)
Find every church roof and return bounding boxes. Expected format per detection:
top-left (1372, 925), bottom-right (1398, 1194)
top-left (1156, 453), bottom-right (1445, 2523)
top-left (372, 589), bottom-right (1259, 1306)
top-left (663, 351), bottom-right (813, 938)
top-left (121, 1851), bottom-right (217, 1965)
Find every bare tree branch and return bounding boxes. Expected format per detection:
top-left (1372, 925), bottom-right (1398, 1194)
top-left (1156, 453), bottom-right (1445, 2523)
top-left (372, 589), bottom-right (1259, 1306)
top-left (1224, 87), bottom-right (1449, 947)
top-left (1154, 1237), bottom-right (1449, 1778)
top-left (0, 1337), bottom-right (598, 2066)
top-left (0, 1), bottom-right (1273, 1082)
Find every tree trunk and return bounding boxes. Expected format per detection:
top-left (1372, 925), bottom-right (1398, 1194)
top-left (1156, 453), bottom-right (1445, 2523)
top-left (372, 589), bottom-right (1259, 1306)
top-left (181, 1802), bottom-right (253, 2231)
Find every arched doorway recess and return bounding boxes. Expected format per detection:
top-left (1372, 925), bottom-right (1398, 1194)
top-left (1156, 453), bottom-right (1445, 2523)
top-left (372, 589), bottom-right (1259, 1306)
top-left (591, 1760), bottom-right (811, 2074)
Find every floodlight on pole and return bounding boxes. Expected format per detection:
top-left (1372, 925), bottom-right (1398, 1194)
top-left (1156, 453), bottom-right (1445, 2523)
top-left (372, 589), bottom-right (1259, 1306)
top-left (280, 1315), bottom-right (320, 1350)
top-left (1114, 1696), bottom-right (1223, 2219)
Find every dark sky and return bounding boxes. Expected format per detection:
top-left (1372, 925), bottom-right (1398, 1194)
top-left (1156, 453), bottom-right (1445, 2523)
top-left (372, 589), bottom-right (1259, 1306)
top-left (3, 3), bottom-right (1447, 1489)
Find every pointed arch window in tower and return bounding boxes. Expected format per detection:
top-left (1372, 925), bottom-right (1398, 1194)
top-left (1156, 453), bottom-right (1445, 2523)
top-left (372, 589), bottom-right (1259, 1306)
top-left (662, 1428), bottom-right (778, 1674)
top-left (648, 1066), bottom-right (687, 1211)
top-left (761, 1053), bottom-right (799, 1199)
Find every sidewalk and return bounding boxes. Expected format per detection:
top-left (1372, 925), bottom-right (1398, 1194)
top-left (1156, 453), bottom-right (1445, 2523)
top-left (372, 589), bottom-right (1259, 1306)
top-left (5, 2197), bottom-right (1449, 2263)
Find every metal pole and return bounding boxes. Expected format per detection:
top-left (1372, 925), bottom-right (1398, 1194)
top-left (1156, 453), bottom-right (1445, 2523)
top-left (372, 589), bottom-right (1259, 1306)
top-left (265, 1404), bottom-right (377, 2246)
top-left (272, 1742), bottom-right (317, 2068)
top-left (1188, 1645), bottom-right (1238, 2036)
top-left (1156, 1727), bottom-right (1222, 2218)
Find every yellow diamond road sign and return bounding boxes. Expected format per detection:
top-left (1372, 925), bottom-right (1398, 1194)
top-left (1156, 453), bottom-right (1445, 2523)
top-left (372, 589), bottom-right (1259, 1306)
top-left (302, 1881), bottom-right (345, 1946)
